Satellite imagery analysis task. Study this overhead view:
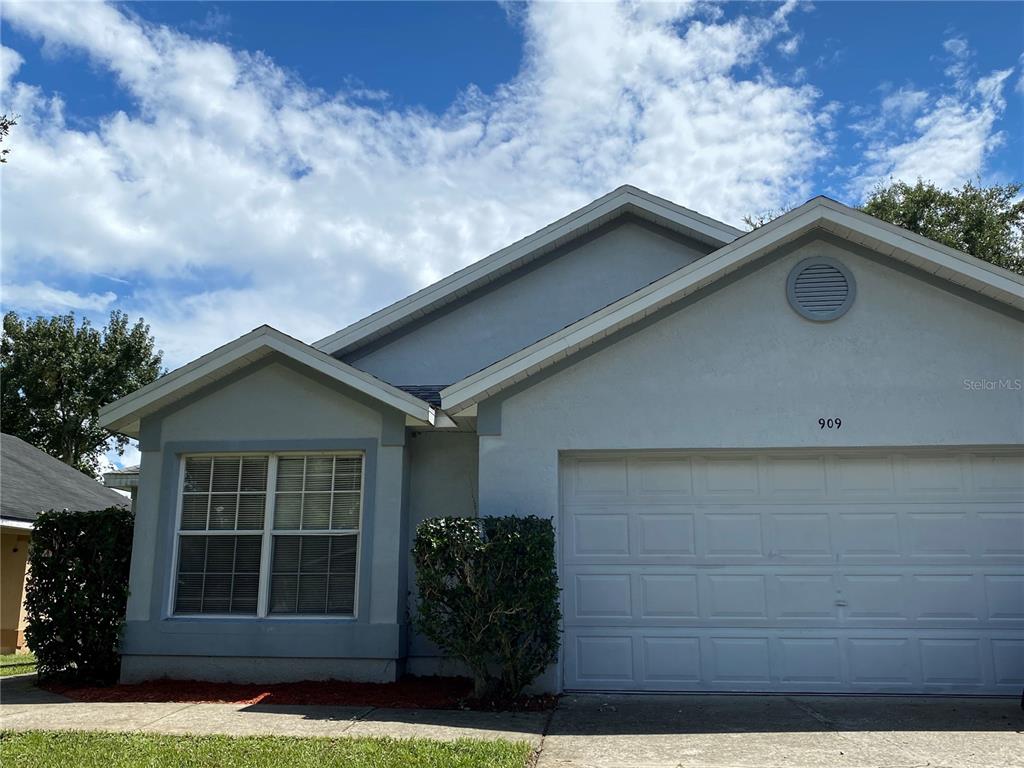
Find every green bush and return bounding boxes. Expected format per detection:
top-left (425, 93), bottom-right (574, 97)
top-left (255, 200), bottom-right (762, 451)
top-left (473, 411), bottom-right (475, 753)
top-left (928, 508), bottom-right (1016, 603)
top-left (412, 515), bottom-right (560, 701)
top-left (24, 506), bottom-right (134, 683)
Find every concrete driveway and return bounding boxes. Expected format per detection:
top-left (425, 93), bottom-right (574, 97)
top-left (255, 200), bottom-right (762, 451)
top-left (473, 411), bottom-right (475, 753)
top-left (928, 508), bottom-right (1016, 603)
top-left (538, 694), bottom-right (1024, 768)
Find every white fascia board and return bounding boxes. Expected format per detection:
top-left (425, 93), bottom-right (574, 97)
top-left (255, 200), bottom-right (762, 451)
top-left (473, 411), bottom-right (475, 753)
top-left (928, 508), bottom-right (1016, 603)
top-left (441, 199), bottom-right (1024, 411)
top-left (1, 519), bottom-right (34, 530)
top-left (313, 186), bottom-right (741, 356)
top-left (100, 326), bottom-right (434, 435)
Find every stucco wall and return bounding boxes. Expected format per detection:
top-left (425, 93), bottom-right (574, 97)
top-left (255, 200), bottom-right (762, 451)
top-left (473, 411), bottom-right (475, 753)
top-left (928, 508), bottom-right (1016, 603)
top-left (404, 431), bottom-right (478, 668)
top-left (476, 236), bottom-right (1024, 690)
top-left (344, 220), bottom-right (711, 385)
top-left (121, 357), bottom-right (411, 682)
top-left (0, 530), bottom-right (30, 653)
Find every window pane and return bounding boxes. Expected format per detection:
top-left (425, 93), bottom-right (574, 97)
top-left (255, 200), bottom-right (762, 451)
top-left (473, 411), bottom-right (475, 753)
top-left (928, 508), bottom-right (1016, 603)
top-left (202, 574), bottom-right (232, 612)
top-left (180, 455), bottom-right (268, 534)
top-left (240, 457), bottom-right (269, 491)
top-left (184, 457), bottom-right (212, 493)
top-left (269, 534), bottom-right (356, 615)
top-left (276, 457), bottom-right (305, 491)
top-left (269, 574), bottom-right (297, 613)
top-left (298, 575), bottom-right (328, 613)
top-left (300, 537), bottom-right (329, 572)
top-left (211, 457), bottom-right (241, 492)
top-left (271, 536), bottom-right (300, 572)
top-left (301, 493), bottom-right (331, 529)
top-left (237, 494), bottom-right (266, 530)
top-left (230, 575), bottom-right (259, 614)
top-left (174, 535), bottom-right (261, 616)
top-left (273, 493), bottom-right (301, 529)
top-left (331, 493), bottom-right (360, 530)
top-left (235, 535), bottom-right (263, 572)
top-left (328, 574), bottom-right (355, 614)
top-left (208, 495), bottom-right (238, 530)
top-left (181, 495), bottom-right (209, 530)
top-left (334, 457), bottom-right (362, 491)
top-left (178, 537), bottom-right (207, 571)
top-left (175, 573), bottom-right (203, 613)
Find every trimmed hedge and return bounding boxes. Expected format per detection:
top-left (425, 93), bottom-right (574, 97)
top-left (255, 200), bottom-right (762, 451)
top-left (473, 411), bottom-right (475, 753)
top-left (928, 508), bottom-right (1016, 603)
top-left (24, 506), bottom-right (134, 683)
top-left (412, 515), bottom-right (560, 701)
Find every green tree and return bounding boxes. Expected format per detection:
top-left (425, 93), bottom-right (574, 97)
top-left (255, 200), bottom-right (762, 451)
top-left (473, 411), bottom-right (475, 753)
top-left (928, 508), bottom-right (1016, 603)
top-left (0, 114), bottom-right (17, 163)
top-left (861, 180), bottom-right (1023, 275)
top-left (1, 311), bottom-right (163, 475)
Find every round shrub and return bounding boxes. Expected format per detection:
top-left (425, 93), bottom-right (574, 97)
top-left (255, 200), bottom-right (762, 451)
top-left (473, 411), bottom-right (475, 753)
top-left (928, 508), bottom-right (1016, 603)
top-left (412, 515), bottom-right (560, 701)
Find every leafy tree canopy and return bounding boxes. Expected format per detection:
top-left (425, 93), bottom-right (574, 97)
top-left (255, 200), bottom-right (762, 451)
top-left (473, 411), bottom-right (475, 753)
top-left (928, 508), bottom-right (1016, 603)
top-left (861, 179), bottom-right (1023, 275)
top-left (1, 310), bottom-right (164, 475)
top-left (0, 114), bottom-right (16, 163)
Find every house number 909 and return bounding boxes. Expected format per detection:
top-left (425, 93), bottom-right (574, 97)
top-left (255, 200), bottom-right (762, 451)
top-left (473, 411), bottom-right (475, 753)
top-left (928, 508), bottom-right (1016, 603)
top-left (819, 418), bottom-right (842, 429)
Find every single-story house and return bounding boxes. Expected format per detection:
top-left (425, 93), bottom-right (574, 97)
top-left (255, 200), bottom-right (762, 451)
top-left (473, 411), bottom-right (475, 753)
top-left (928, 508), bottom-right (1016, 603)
top-left (103, 465), bottom-right (140, 513)
top-left (99, 187), bottom-right (1024, 695)
top-left (1, 433), bottom-right (130, 653)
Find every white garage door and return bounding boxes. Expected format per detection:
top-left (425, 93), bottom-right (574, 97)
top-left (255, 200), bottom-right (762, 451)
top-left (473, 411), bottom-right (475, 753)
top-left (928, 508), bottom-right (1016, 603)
top-left (561, 451), bottom-right (1024, 694)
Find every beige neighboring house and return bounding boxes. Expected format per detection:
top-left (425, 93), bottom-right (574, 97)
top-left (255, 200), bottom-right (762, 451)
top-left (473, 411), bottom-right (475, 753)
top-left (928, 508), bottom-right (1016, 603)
top-left (0, 433), bottom-right (130, 653)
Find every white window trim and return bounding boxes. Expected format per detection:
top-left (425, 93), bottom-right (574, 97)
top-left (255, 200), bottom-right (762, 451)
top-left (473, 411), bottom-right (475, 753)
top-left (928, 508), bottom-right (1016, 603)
top-left (169, 450), bottom-right (365, 620)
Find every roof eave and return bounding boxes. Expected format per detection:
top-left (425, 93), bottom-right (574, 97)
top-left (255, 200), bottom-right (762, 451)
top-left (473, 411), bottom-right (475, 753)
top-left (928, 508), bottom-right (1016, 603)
top-left (99, 326), bottom-right (435, 438)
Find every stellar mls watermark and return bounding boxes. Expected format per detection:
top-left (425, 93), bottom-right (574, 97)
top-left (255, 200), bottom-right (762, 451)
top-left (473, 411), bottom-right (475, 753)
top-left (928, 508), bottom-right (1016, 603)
top-left (962, 377), bottom-right (1023, 392)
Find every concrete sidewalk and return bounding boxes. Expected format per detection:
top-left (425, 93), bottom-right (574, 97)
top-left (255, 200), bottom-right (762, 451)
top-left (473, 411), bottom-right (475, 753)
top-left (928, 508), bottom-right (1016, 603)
top-left (3, 677), bottom-right (1023, 767)
top-left (0, 676), bottom-right (547, 745)
top-left (538, 693), bottom-right (1024, 768)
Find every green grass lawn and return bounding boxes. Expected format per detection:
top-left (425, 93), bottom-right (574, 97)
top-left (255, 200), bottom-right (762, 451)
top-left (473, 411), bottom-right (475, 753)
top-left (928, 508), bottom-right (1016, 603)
top-left (0, 652), bottom-right (35, 677)
top-left (0, 730), bottom-right (534, 768)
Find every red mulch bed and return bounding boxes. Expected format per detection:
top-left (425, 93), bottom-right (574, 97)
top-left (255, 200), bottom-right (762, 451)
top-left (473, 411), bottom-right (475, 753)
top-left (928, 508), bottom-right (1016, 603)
top-left (43, 675), bottom-right (557, 711)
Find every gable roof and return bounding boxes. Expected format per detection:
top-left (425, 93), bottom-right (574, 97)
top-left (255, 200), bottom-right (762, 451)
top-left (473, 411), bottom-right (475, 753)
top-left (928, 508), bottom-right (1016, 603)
top-left (440, 196), bottom-right (1024, 412)
top-left (1, 433), bottom-right (129, 525)
top-left (314, 185), bottom-right (742, 357)
top-left (99, 326), bottom-right (436, 438)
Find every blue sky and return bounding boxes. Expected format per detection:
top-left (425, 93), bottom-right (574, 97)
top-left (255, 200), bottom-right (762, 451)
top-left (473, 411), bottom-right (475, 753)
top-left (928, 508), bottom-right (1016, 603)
top-left (2, 0), bottom-right (1022, 385)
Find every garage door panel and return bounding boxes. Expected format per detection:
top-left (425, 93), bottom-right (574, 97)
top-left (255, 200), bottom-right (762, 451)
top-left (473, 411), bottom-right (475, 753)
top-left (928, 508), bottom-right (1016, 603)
top-left (770, 575), bottom-right (839, 620)
top-left (977, 511), bottom-right (1024, 557)
top-left (764, 456), bottom-right (828, 496)
top-left (702, 513), bottom-right (764, 558)
top-left (565, 628), bottom-right (1013, 692)
top-left (768, 513), bottom-right (833, 558)
top-left (992, 639), bottom-right (1024, 684)
top-left (636, 511), bottom-right (696, 556)
top-left (561, 450), bottom-right (1024, 693)
top-left (984, 575), bottom-right (1024, 621)
top-left (640, 574), bottom-right (699, 619)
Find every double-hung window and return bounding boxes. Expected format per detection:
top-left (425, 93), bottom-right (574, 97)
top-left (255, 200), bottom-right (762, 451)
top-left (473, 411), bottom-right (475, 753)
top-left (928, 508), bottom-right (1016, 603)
top-left (174, 452), bottom-right (363, 617)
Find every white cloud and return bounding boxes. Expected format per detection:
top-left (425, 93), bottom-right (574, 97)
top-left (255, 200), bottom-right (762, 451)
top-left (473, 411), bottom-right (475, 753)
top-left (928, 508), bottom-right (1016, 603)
top-left (778, 35), bottom-right (801, 57)
top-left (847, 36), bottom-right (1012, 200)
top-left (2, 281), bottom-right (118, 313)
top-left (4, 1), bottom-right (826, 366)
top-left (0, 44), bottom-right (24, 93)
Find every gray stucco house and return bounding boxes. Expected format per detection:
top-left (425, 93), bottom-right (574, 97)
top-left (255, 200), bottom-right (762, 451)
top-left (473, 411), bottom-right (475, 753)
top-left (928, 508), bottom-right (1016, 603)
top-left (99, 186), bottom-right (1024, 695)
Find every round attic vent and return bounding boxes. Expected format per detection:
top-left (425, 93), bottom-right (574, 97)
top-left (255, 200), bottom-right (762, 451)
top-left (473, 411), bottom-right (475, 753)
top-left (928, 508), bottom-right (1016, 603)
top-left (786, 257), bottom-right (856, 321)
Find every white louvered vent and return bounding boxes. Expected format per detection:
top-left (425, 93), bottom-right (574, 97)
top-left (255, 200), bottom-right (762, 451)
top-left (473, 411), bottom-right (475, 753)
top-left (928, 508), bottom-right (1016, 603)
top-left (786, 257), bottom-right (856, 321)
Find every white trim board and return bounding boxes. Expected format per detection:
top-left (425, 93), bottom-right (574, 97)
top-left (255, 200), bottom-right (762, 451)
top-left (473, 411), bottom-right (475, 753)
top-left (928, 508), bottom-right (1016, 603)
top-left (441, 196), bottom-right (1024, 412)
top-left (99, 326), bottom-right (435, 438)
top-left (313, 185), bottom-right (742, 357)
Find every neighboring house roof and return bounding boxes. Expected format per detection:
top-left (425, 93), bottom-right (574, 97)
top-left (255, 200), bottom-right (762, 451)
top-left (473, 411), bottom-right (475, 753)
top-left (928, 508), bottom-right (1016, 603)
top-left (99, 326), bottom-right (436, 438)
top-left (103, 465), bottom-right (140, 490)
top-left (0, 433), bottom-right (129, 526)
top-left (313, 185), bottom-right (743, 357)
top-left (440, 196), bottom-right (1024, 412)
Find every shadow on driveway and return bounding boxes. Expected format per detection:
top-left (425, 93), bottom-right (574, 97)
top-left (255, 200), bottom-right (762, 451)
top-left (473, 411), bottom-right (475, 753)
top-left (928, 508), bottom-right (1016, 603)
top-left (548, 693), bottom-right (1023, 734)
